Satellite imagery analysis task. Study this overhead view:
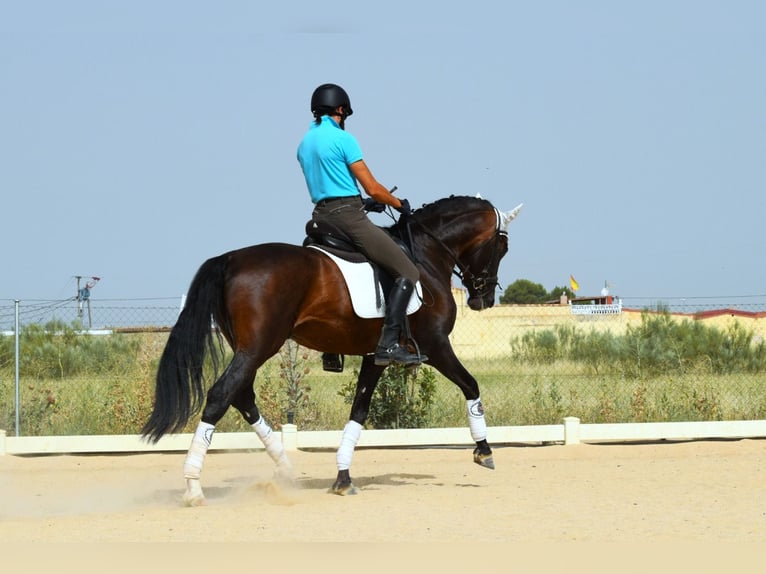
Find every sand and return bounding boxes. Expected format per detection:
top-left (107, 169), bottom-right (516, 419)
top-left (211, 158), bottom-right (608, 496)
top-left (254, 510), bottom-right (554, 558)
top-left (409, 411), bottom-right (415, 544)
top-left (1, 438), bottom-right (764, 544)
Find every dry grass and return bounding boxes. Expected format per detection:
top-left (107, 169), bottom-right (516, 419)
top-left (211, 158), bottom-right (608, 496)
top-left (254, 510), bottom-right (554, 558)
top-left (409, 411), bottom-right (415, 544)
top-left (2, 335), bottom-right (765, 436)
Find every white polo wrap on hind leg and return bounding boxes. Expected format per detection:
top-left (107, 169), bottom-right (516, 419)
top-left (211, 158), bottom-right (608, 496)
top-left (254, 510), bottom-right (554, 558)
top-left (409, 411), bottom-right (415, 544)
top-left (252, 416), bottom-right (290, 467)
top-left (183, 421), bottom-right (215, 479)
top-left (336, 420), bottom-right (362, 471)
top-left (466, 397), bottom-right (487, 442)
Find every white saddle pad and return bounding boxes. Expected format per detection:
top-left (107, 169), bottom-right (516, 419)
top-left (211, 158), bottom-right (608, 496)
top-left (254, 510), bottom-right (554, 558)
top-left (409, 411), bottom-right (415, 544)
top-left (308, 245), bottom-right (423, 319)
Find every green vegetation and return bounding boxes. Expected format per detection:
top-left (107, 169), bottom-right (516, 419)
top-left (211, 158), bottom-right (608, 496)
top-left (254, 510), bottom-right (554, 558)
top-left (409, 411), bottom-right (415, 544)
top-left (256, 339), bottom-right (319, 430)
top-left (1, 311), bottom-right (765, 436)
top-left (511, 311), bottom-right (766, 377)
top-left (502, 310), bottom-right (766, 424)
top-left (338, 364), bottom-right (437, 429)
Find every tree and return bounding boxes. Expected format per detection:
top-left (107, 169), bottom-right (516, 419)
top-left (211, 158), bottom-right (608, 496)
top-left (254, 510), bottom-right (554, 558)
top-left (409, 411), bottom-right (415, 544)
top-left (500, 280), bottom-right (575, 304)
top-left (500, 279), bottom-right (549, 304)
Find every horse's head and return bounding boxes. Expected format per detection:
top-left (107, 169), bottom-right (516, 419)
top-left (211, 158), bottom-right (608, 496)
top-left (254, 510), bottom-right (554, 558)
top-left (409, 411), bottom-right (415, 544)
top-left (406, 196), bottom-right (522, 311)
top-left (458, 205), bottom-right (520, 310)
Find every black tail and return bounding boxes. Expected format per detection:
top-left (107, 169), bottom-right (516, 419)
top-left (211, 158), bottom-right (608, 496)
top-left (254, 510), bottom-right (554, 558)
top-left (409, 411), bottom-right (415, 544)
top-left (141, 254), bottom-right (229, 443)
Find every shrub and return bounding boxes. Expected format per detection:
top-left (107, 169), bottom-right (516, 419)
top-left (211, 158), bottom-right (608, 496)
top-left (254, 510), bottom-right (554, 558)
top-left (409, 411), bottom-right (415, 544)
top-left (339, 364), bottom-right (437, 429)
top-left (256, 340), bottom-right (319, 430)
top-left (1, 321), bottom-right (140, 380)
top-left (511, 310), bottom-right (766, 378)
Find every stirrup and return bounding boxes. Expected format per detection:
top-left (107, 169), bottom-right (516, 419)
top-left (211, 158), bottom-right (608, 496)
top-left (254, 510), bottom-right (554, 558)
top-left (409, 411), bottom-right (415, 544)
top-left (322, 353), bottom-right (344, 373)
top-left (374, 344), bottom-right (428, 367)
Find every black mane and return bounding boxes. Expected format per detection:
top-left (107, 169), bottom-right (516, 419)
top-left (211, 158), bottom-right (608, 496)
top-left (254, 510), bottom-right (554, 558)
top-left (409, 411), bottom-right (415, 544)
top-left (390, 195), bottom-right (494, 234)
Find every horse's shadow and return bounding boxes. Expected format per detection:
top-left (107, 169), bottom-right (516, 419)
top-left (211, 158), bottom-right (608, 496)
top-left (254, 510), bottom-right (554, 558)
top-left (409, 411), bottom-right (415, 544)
top-left (298, 472), bottom-right (437, 491)
top-left (151, 472), bottom-right (448, 506)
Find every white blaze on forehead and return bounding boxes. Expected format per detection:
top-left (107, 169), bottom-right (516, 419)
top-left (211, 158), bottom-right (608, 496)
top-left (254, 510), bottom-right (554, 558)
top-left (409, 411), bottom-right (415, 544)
top-left (499, 203), bottom-right (523, 231)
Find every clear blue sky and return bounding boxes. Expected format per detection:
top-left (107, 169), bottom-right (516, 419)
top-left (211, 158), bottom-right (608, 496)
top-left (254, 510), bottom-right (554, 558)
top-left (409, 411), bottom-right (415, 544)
top-left (2, 1), bottom-right (765, 307)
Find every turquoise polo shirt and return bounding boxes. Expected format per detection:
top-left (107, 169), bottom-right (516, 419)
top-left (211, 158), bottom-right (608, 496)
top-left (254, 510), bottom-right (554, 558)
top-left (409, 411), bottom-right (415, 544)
top-left (297, 115), bottom-right (363, 203)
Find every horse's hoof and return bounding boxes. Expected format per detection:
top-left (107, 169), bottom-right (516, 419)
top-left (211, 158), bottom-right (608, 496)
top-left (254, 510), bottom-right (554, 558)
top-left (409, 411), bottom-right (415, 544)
top-left (274, 462), bottom-right (296, 486)
top-left (183, 478), bottom-right (206, 506)
top-left (330, 480), bottom-right (358, 496)
top-left (182, 493), bottom-right (206, 507)
top-left (473, 449), bottom-right (495, 470)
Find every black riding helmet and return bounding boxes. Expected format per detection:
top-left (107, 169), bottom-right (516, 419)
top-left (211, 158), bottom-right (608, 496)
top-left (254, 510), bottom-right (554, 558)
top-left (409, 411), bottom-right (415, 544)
top-left (311, 83), bottom-right (353, 118)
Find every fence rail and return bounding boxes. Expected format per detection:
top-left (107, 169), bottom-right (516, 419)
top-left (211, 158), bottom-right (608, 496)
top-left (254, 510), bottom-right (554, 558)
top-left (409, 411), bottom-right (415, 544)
top-left (3, 418), bottom-right (765, 456)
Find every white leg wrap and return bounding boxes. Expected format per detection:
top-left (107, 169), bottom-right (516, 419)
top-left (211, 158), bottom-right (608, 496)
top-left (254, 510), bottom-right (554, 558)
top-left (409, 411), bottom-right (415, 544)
top-left (336, 420), bottom-right (362, 471)
top-left (467, 397), bottom-right (487, 442)
top-left (183, 421), bottom-right (215, 479)
top-left (252, 416), bottom-right (289, 467)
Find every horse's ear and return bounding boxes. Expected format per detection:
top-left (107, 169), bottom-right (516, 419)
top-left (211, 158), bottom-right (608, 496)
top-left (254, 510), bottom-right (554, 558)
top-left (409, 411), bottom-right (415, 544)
top-left (501, 203), bottom-right (523, 231)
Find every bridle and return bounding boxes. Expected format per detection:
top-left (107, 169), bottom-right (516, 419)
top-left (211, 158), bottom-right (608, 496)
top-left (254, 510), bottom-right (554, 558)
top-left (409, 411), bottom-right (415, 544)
top-left (457, 229), bottom-right (507, 298)
top-left (405, 208), bottom-right (508, 299)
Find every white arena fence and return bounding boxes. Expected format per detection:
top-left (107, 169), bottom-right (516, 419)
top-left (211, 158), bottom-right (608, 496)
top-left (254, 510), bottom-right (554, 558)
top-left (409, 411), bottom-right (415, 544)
top-left (2, 418), bottom-right (766, 456)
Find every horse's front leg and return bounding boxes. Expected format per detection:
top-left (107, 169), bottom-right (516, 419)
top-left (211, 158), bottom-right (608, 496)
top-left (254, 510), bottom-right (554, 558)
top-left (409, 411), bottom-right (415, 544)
top-left (427, 344), bottom-right (495, 470)
top-left (332, 355), bottom-right (385, 495)
top-left (467, 398), bottom-right (494, 469)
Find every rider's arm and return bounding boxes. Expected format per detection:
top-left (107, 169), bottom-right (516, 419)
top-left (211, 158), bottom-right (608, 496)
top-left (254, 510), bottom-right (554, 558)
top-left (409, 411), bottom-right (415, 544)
top-left (349, 160), bottom-right (402, 209)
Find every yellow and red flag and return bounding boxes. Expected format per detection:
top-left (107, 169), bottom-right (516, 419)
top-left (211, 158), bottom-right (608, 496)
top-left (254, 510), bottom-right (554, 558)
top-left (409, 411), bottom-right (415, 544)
top-left (569, 275), bottom-right (579, 292)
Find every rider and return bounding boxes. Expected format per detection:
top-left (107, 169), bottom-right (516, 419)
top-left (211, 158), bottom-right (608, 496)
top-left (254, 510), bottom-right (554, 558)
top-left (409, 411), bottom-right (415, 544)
top-left (297, 83), bottom-right (427, 367)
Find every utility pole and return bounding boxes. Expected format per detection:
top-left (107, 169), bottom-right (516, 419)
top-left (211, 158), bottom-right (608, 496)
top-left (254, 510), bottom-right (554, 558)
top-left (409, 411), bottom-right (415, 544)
top-left (75, 275), bottom-right (100, 329)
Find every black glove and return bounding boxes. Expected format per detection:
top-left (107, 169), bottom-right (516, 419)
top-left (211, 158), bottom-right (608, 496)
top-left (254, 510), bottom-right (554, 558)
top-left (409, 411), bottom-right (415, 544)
top-left (362, 197), bottom-right (386, 213)
top-left (396, 198), bottom-right (412, 216)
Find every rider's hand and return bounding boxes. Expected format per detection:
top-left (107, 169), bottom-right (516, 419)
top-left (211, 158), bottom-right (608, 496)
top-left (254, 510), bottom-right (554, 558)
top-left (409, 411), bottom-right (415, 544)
top-left (362, 197), bottom-right (386, 213)
top-left (396, 198), bottom-right (412, 216)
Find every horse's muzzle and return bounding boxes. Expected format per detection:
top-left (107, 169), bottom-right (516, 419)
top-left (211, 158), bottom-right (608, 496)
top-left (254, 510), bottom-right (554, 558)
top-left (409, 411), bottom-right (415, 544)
top-left (467, 295), bottom-right (495, 311)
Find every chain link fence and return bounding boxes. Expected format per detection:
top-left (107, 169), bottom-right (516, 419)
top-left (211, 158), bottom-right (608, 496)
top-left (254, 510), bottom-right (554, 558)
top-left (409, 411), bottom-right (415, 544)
top-left (0, 297), bottom-right (183, 333)
top-left (2, 294), bottom-right (765, 437)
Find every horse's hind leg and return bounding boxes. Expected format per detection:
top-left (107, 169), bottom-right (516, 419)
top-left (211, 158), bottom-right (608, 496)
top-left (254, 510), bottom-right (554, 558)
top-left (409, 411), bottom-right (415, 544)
top-left (182, 351), bottom-right (260, 506)
top-left (231, 383), bottom-right (294, 483)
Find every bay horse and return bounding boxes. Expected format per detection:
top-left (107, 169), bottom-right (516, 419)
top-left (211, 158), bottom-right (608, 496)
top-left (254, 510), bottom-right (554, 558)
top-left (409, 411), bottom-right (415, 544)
top-left (142, 195), bottom-right (521, 505)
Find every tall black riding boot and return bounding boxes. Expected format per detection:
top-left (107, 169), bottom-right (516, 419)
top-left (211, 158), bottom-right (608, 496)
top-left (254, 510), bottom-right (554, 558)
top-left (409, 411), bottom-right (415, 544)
top-left (374, 278), bottom-right (428, 366)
